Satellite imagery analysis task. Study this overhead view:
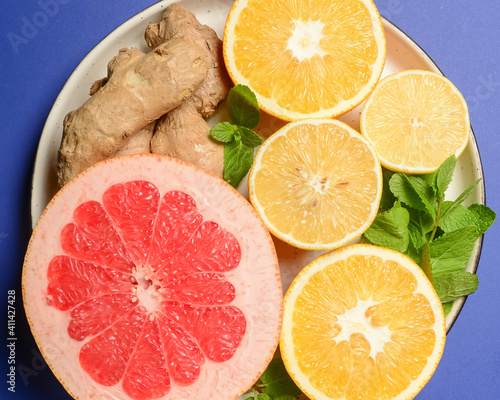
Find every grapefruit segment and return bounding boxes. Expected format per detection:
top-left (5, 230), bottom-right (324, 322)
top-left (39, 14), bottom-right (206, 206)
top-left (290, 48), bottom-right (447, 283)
top-left (147, 191), bottom-right (203, 270)
top-left (80, 306), bottom-right (148, 386)
top-left (68, 294), bottom-right (138, 341)
top-left (61, 201), bottom-right (135, 272)
top-left (122, 318), bottom-right (171, 400)
top-left (155, 220), bottom-right (241, 284)
top-left (47, 256), bottom-right (132, 311)
top-left (102, 180), bottom-right (160, 266)
top-left (24, 154), bottom-right (282, 400)
top-left (162, 272), bottom-right (236, 305)
top-left (161, 301), bottom-right (246, 363)
top-left (182, 221), bottom-right (242, 273)
top-left (157, 315), bottom-right (204, 385)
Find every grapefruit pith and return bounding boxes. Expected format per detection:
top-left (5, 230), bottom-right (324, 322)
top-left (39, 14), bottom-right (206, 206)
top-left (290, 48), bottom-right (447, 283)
top-left (23, 154), bottom-right (283, 400)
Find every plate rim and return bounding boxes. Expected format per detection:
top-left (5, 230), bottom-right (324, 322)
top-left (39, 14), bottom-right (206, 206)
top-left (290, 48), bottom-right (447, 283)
top-left (29, 2), bottom-right (486, 334)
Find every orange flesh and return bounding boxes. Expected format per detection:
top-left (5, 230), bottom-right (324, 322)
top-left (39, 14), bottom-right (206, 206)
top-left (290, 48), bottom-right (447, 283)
top-left (362, 73), bottom-right (469, 170)
top-left (291, 255), bottom-right (437, 399)
top-left (232, 0), bottom-right (379, 114)
top-left (252, 122), bottom-right (379, 245)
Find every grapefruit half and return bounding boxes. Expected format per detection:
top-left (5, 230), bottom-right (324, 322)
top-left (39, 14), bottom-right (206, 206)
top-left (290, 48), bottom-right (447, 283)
top-left (23, 154), bottom-right (283, 400)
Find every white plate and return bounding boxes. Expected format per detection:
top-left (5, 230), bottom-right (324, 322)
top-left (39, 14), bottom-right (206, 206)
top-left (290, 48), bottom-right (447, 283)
top-left (31, 0), bottom-right (485, 331)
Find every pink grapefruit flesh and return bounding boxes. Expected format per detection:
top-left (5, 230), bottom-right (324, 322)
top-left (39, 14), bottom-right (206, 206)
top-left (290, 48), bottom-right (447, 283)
top-left (23, 154), bottom-right (283, 400)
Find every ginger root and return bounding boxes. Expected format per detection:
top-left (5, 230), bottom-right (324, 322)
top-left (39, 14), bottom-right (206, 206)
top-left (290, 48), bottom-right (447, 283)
top-left (145, 3), bottom-right (231, 177)
top-left (152, 105), bottom-right (224, 176)
top-left (111, 121), bottom-right (155, 158)
top-left (57, 37), bottom-right (209, 187)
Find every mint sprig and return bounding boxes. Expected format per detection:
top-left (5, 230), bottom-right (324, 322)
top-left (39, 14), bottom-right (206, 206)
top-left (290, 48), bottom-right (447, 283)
top-left (210, 84), bottom-right (263, 188)
top-left (363, 155), bottom-right (496, 315)
top-left (247, 357), bottom-right (302, 400)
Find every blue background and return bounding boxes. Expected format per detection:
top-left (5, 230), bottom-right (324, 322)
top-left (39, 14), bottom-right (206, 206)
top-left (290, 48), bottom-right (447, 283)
top-left (1, 0), bottom-right (499, 398)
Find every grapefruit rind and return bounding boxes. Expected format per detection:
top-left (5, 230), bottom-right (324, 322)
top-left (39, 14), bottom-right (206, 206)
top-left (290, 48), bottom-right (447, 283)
top-left (280, 244), bottom-right (446, 400)
top-left (23, 154), bottom-right (283, 400)
top-left (223, 0), bottom-right (387, 121)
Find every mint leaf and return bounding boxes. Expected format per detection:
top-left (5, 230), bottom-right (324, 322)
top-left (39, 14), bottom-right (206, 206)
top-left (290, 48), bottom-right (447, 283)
top-left (421, 242), bottom-right (433, 283)
top-left (442, 301), bottom-right (454, 316)
top-left (407, 241), bottom-right (422, 265)
top-left (438, 201), bottom-right (496, 236)
top-left (210, 122), bottom-right (238, 143)
top-left (246, 389), bottom-right (273, 400)
top-left (239, 126), bottom-right (263, 148)
top-left (218, 85), bottom-right (262, 187)
top-left (440, 178), bottom-right (481, 220)
top-left (390, 173), bottom-right (421, 209)
top-left (468, 203), bottom-right (496, 235)
top-left (436, 155), bottom-right (457, 197)
top-left (406, 222), bottom-right (425, 265)
top-left (407, 207), bottom-right (435, 236)
top-left (419, 155), bottom-right (456, 197)
top-left (408, 176), bottom-right (437, 209)
top-left (258, 358), bottom-right (302, 398)
top-left (408, 221), bottom-right (426, 251)
top-left (362, 207), bottom-right (410, 253)
top-left (434, 272), bottom-right (479, 302)
top-left (430, 226), bottom-right (479, 278)
top-left (253, 394), bottom-right (273, 400)
top-left (419, 170), bottom-right (438, 194)
top-left (439, 200), bottom-right (453, 218)
top-left (379, 170), bottom-right (397, 210)
top-left (389, 173), bottom-right (437, 218)
top-left (223, 139), bottom-right (254, 188)
top-left (439, 204), bottom-right (480, 233)
top-left (227, 84), bottom-right (260, 129)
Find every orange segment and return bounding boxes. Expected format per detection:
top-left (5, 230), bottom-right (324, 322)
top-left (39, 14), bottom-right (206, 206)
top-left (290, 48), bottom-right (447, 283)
top-left (280, 244), bottom-right (446, 400)
top-left (248, 119), bottom-right (382, 250)
top-left (223, 0), bottom-right (386, 120)
top-left (360, 69), bottom-right (470, 173)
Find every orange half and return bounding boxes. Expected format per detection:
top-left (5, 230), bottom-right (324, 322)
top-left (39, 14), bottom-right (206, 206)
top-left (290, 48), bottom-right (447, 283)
top-left (248, 119), bottom-right (382, 250)
top-left (223, 0), bottom-right (386, 121)
top-left (360, 69), bottom-right (470, 173)
top-left (280, 244), bottom-right (446, 400)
